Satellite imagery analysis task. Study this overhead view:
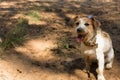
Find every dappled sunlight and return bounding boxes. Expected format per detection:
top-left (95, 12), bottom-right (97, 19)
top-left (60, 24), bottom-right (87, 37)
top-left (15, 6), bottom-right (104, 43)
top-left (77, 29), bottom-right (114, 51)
top-left (0, 1), bottom-right (16, 7)
top-left (28, 20), bottom-right (47, 25)
top-left (10, 13), bottom-right (48, 25)
top-left (15, 38), bottom-right (57, 61)
top-left (10, 13), bottom-right (26, 20)
top-left (0, 58), bottom-right (79, 80)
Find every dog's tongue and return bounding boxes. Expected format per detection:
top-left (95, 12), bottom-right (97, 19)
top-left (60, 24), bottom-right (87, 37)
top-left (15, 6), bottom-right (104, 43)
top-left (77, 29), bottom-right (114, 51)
top-left (76, 35), bottom-right (83, 42)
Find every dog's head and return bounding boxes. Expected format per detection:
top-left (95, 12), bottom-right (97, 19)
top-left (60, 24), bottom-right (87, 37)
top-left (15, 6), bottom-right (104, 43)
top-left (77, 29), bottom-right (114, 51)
top-left (72, 14), bottom-right (101, 43)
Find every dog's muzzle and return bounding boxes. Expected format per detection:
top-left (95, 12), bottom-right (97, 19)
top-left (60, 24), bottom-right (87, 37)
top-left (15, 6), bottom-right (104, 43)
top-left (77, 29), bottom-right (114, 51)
top-left (76, 28), bottom-right (85, 33)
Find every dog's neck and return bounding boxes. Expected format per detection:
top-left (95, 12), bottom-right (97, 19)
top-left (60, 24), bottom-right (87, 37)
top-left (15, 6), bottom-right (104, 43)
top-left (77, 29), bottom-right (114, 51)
top-left (83, 29), bottom-right (100, 47)
top-left (83, 26), bottom-right (102, 47)
top-left (84, 34), bottom-right (97, 47)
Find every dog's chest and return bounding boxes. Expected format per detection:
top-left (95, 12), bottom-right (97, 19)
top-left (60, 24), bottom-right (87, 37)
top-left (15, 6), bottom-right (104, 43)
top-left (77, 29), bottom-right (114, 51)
top-left (80, 42), bottom-right (96, 56)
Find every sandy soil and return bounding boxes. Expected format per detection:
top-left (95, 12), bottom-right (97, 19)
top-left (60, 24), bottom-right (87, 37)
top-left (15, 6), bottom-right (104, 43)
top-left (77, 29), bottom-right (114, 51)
top-left (0, 0), bottom-right (120, 80)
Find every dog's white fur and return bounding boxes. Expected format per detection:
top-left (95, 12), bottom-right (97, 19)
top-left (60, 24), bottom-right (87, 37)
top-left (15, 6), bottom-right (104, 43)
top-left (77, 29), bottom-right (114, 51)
top-left (73, 15), bottom-right (114, 80)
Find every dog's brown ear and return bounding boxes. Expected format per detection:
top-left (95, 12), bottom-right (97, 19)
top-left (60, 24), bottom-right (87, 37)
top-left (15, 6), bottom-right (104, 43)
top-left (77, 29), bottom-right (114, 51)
top-left (68, 15), bottom-right (79, 27)
top-left (91, 17), bottom-right (101, 29)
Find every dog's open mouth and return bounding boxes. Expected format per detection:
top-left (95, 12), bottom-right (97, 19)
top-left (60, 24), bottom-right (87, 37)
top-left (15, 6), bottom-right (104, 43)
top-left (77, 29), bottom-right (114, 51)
top-left (76, 34), bottom-right (86, 42)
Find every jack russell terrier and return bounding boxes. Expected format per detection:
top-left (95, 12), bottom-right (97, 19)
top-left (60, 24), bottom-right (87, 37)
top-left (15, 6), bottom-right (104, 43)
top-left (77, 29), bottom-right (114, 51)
top-left (72, 14), bottom-right (114, 80)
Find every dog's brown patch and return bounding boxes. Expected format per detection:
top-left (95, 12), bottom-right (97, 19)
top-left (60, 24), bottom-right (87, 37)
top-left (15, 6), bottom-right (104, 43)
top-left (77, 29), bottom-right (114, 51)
top-left (102, 31), bottom-right (110, 38)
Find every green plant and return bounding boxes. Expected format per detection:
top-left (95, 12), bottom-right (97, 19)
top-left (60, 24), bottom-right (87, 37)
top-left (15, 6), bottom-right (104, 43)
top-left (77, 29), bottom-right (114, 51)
top-left (26, 10), bottom-right (41, 21)
top-left (0, 18), bottom-right (28, 49)
top-left (57, 37), bottom-right (70, 49)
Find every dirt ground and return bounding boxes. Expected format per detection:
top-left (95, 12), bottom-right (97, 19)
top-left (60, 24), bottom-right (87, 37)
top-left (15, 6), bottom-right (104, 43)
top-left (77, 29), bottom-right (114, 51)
top-left (0, 0), bottom-right (120, 80)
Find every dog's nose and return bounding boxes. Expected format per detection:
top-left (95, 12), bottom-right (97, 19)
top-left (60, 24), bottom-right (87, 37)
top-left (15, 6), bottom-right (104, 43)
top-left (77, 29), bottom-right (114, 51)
top-left (77, 28), bottom-right (82, 33)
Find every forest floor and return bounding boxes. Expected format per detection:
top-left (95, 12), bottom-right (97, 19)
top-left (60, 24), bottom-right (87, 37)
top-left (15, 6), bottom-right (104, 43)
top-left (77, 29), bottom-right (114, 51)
top-left (0, 0), bottom-right (120, 80)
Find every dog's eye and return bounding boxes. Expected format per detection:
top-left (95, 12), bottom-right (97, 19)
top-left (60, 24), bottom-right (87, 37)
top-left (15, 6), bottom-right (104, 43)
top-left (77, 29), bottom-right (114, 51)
top-left (84, 23), bottom-right (89, 26)
top-left (75, 22), bottom-right (79, 26)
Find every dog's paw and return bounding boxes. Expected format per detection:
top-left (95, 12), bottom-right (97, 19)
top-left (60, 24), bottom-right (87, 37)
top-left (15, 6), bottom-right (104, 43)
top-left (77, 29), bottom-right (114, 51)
top-left (105, 63), bottom-right (112, 69)
top-left (83, 68), bottom-right (88, 73)
top-left (98, 75), bottom-right (105, 80)
top-left (83, 67), bottom-right (90, 73)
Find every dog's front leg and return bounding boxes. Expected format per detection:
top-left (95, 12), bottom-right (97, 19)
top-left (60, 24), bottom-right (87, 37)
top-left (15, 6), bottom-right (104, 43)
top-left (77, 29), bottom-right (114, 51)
top-left (85, 56), bottom-right (91, 72)
top-left (85, 56), bottom-right (91, 73)
top-left (96, 51), bottom-right (105, 80)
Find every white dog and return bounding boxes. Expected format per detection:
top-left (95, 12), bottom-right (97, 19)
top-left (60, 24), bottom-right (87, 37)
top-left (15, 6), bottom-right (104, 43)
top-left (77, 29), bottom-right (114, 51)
top-left (72, 14), bottom-right (114, 80)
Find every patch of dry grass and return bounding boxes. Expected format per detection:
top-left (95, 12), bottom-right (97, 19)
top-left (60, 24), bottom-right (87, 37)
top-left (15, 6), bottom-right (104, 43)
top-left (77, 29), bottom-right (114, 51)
top-left (0, 18), bottom-right (28, 49)
top-left (25, 10), bottom-right (41, 21)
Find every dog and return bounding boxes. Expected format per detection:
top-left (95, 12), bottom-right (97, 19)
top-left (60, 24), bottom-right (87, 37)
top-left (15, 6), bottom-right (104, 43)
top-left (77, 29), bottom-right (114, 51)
top-left (72, 14), bottom-right (114, 80)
